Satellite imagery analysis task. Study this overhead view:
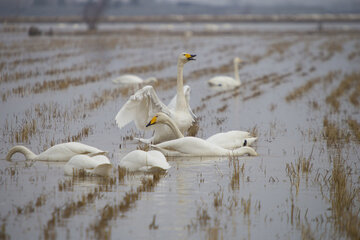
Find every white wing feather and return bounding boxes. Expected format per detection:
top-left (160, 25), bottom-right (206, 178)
top-left (115, 85), bottom-right (170, 130)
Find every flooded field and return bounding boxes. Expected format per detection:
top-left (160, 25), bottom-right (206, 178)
top-left (0, 22), bottom-right (359, 239)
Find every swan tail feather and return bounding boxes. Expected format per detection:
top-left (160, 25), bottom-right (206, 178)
top-left (88, 151), bottom-right (107, 157)
top-left (6, 146), bottom-right (36, 161)
top-left (134, 137), bottom-right (153, 144)
top-left (92, 163), bottom-right (113, 177)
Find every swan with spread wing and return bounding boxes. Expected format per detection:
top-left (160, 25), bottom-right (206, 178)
top-left (115, 52), bottom-right (196, 144)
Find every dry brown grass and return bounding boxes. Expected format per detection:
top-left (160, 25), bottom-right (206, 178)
top-left (322, 117), bottom-right (350, 146)
top-left (347, 118), bottom-right (360, 141)
top-left (285, 71), bottom-right (339, 102)
top-left (91, 172), bottom-right (163, 239)
top-left (318, 40), bottom-right (343, 61)
top-left (329, 149), bottom-right (360, 239)
top-left (326, 72), bottom-right (360, 111)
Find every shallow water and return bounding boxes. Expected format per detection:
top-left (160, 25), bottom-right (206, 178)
top-left (0, 22), bottom-right (359, 239)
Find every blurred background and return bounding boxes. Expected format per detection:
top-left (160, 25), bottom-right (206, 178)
top-left (1, 0), bottom-right (360, 17)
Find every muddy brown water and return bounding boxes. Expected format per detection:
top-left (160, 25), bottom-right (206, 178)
top-left (0, 22), bottom-right (359, 239)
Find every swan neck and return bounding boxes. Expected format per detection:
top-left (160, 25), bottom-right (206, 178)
top-left (164, 116), bottom-right (184, 139)
top-left (234, 60), bottom-right (241, 83)
top-left (176, 61), bottom-right (186, 110)
top-left (6, 146), bottom-right (37, 161)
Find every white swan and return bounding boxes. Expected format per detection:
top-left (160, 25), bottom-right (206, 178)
top-left (115, 52), bottom-right (196, 144)
top-left (134, 84), bottom-right (197, 144)
top-left (208, 57), bottom-right (242, 88)
top-left (206, 131), bottom-right (257, 150)
top-left (64, 154), bottom-right (112, 177)
top-left (119, 150), bottom-right (170, 172)
top-left (6, 142), bottom-right (106, 162)
top-left (146, 112), bottom-right (258, 157)
top-left (112, 74), bottom-right (157, 85)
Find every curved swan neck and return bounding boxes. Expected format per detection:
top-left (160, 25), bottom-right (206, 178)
top-left (176, 60), bottom-right (187, 110)
top-left (234, 59), bottom-right (241, 83)
top-left (163, 115), bottom-right (184, 139)
top-left (6, 146), bottom-right (37, 161)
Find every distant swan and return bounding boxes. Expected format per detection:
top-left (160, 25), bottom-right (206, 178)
top-left (146, 112), bottom-right (258, 157)
top-left (115, 52), bottom-right (196, 144)
top-left (206, 131), bottom-right (257, 150)
top-left (112, 74), bottom-right (157, 85)
top-left (119, 150), bottom-right (170, 172)
top-left (64, 154), bottom-right (112, 177)
top-left (208, 57), bottom-right (242, 88)
top-left (6, 142), bottom-right (106, 162)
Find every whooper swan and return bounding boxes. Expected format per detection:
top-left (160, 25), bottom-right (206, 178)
top-left (146, 112), bottom-right (258, 157)
top-left (119, 150), bottom-right (170, 172)
top-left (112, 74), bottom-right (157, 85)
top-left (64, 154), bottom-right (112, 176)
top-left (6, 142), bottom-right (106, 162)
top-left (115, 52), bottom-right (196, 144)
top-left (208, 57), bottom-right (242, 88)
top-left (206, 131), bottom-right (257, 150)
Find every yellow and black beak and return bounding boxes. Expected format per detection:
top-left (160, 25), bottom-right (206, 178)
top-left (146, 116), bottom-right (157, 127)
top-left (185, 53), bottom-right (196, 61)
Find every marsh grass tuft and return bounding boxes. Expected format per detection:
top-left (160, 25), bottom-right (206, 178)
top-left (323, 117), bottom-right (350, 146)
top-left (329, 149), bottom-right (360, 239)
top-left (347, 118), bottom-right (360, 141)
top-left (326, 72), bottom-right (360, 111)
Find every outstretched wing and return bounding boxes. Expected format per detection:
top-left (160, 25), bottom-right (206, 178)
top-left (167, 85), bottom-right (197, 119)
top-left (115, 85), bottom-right (170, 130)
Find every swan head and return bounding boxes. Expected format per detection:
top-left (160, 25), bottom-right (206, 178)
top-left (234, 57), bottom-right (242, 63)
top-left (146, 112), bottom-right (169, 127)
top-left (179, 52), bottom-right (196, 64)
top-left (145, 77), bottom-right (157, 83)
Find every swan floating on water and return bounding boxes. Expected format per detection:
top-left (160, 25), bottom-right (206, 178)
top-left (206, 131), bottom-right (257, 150)
top-left (64, 154), bottom-right (112, 177)
top-left (112, 74), bottom-right (157, 85)
top-left (146, 112), bottom-right (258, 157)
top-left (6, 142), bottom-right (106, 162)
top-left (119, 150), bottom-right (170, 172)
top-left (208, 57), bottom-right (242, 88)
top-left (115, 52), bottom-right (196, 144)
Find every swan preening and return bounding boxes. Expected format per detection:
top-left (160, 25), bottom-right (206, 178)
top-left (64, 154), bottom-right (112, 177)
top-left (206, 131), bottom-right (257, 150)
top-left (115, 52), bottom-right (196, 144)
top-left (146, 112), bottom-right (258, 157)
top-left (112, 74), bottom-right (157, 85)
top-left (6, 142), bottom-right (106, 162)
top-left (119, 150), bottom-right (170, 172)
top-left (208, 57), bottom-right (242, 88)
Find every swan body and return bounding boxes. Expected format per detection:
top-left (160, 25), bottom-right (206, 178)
top-left (6, 142), bottom-right (105, 162)
top-left (119, 150), bottom-right (170, 172)
top-left (115, 53), bottom-right (196, 144)
top-left (147, 112), bottom-right (258, 157)
top-left (135, 85), bottom-right (196, 144)
top-left (208, 57), bottom-right (242, 88)
top-left (64, 155), bottom-right (112, 176)
top-left (112, 74), bottom-right (157, 85)
top-left (206, 131), bottom-right (257, 150)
